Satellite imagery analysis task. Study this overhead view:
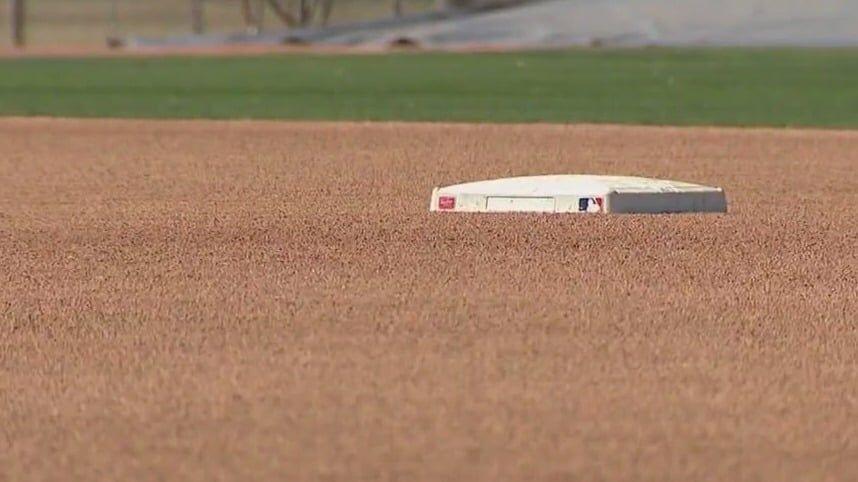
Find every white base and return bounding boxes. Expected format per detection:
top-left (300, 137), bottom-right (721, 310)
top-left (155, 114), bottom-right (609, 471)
top-left (430, 175), bottom-right (727, 214)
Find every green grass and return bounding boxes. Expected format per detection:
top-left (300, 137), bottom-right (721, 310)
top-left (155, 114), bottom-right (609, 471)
top-left (2, 49), bottom-right (858, 127)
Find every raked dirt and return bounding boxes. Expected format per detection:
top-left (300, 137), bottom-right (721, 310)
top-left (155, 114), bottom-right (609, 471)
top-left (1, 118), bottom-right (856, 481)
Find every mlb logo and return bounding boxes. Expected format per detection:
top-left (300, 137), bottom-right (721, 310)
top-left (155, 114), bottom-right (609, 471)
top-left (578, 197), bottom-right (603, 213)
top-left (438, 196), bottom-right (456, 210)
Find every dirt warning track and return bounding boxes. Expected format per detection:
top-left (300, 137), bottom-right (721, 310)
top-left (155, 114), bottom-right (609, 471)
top-left (1, 118), bottom-right (857, 481)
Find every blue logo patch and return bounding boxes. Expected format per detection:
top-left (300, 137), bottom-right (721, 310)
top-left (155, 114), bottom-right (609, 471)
top-left (578, 197), bottom-right (604, 213)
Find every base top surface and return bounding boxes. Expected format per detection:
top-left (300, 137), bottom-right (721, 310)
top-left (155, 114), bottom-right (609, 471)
top-left (435, 175), bottom-right (721, 197)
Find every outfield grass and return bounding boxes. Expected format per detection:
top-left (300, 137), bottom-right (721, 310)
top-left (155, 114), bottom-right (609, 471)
top-left (2, 49), bottom-right (858, 126)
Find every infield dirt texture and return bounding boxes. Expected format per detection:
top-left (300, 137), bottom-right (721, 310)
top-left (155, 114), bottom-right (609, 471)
top-left (1, 118), bottom-right (857, 480)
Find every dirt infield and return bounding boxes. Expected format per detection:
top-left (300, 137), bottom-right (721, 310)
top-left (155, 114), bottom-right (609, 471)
top-left (1, 118), bottom-right (857, 481)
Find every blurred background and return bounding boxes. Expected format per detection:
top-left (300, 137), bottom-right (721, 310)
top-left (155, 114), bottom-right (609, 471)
top-left (0, 0), bottom-right (444, 47)
top-left (3, 0), bottom-right (858, 49)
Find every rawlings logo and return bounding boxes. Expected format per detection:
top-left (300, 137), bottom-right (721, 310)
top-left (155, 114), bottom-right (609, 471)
top-left (438, 196), bottom-right (456, 210)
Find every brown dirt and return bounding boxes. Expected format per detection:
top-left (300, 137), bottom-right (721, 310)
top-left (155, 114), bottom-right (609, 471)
top-left (0, 44), bottom-right (391, 60)
top-left (0, 43), bottom-right (530, 60)
top-left (1, 118), bottom-right (857, 481)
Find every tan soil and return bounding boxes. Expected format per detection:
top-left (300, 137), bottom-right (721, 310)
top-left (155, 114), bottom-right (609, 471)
top-left (1, 118), bottom-right (857, 481)
top-left (0, 44), bottom-right (390, 60)
top-left (0, 43), bottom-right (525, 60)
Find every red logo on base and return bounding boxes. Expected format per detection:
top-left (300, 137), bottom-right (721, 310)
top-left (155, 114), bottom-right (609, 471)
top-left (438, 196), bottom-right (456, 210)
